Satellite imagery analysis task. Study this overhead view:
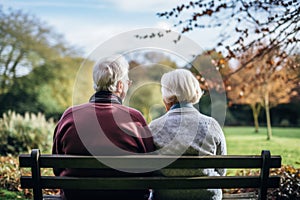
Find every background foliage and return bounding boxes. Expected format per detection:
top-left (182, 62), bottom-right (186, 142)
top-left (0, 111), bottom-right (54, 156)
top-left (0, 8), bottom-right (82, 120)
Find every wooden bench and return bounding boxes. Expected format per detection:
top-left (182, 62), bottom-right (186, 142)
top-left (19, 149), bottom-right (281, 200)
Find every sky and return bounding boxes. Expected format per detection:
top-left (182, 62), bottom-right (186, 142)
top-left (0, 0), bottom-right (220, 64)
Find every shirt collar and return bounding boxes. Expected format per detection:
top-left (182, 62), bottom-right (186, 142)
top-left (89, 91), bottom-right (122, 104)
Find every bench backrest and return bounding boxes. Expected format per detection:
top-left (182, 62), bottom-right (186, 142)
top-left (19, 149), bottom-right (281, 200)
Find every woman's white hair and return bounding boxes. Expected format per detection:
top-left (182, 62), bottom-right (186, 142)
top-left (161, 69), bottom-right (203, 104)
top-left (93, 55), bottom-right (129, 92)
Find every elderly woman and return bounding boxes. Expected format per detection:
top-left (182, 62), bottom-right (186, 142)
top-left (149, 69), bottom-right (227, 200)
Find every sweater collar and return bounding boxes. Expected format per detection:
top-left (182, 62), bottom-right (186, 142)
top-left (89, 91), bottom-right (122, 104)
top-left (170, 102), bottom-right (193, 110)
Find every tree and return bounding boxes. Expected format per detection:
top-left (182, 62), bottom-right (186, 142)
top-left (127, 84), bottom-right (163, 123)
top-left (227, 69), bottom-right (262, 133)
top-left (190, 50), bottom-right (231, 92)
top-left (0, 56), bottom-right (82, 119)
top-left (125, 52), bottom-right (178, 122)
top-left (227, 46), bottom-right (298, 139)
top-left (0, 7), bottom-right (76, 94)
top-left (0, 7), bottom-right (81, 118)
top-left (72, 59), bottom-right (95, 105)
top-left (189, 51), bottom-right (230, 125)
top-left (156, 0), bottom-right (300, 75)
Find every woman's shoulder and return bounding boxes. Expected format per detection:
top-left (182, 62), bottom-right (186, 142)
top-left (197, 112), bottom-right (221, 124)
top-left (149, 113), bottom-right (168, 128)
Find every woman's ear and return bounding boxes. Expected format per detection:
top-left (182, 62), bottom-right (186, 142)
top-left (163, 99), bottom-right (173, 111)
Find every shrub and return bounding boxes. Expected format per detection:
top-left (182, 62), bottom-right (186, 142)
top-left (0, 188), bottom-right (27, 200)
top-left (0, 156), bottom-right (57, 198)
top-left (0, 156), bottom-right (31, 198)
top-left (224, 166), bottom-right (300, 199)
top-left (0, 111), bottom-right (55, 156)
top-left (270, 165), bottom-right (300, 200)
top-left (280, 119), bottom-right (290, 127)
top-left (0, 156), bottom-right (21, 191)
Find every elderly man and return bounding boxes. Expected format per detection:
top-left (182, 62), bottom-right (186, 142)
top-left (52, 55), bottom-right (155, 200)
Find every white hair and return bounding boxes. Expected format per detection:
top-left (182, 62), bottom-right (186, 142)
top-left (93, 55), bottom-right (129, 92)
top-left (161, 69), bottom-right (203, 104)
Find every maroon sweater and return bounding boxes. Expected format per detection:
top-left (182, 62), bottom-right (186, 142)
top-left (52, 91), bottom-right (155, 200)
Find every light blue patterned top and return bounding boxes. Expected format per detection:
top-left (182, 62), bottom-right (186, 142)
top-left (149, 106), bottom-right (227, 200)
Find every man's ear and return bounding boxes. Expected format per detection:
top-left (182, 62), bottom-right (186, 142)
top-left (116, 80), bottom-right (123, 93)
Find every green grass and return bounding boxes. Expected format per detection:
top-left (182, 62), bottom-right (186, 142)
top-left (223, 126), bottom-right (300, 168)
top-left (0, 189), bottom-right (27, 200)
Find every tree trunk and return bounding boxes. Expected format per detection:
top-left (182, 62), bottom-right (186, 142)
top-left (264, 92), bottom-right (272, 140)
top-left (251, 103), bottom-right (261, 133)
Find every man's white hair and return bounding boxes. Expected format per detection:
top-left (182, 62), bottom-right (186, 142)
top-left (93, 55), bottom-right (129, 92)
top-left (161, 69), bottom-right (203, 104)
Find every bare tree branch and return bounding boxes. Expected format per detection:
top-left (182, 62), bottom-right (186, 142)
top-left (152, 0), bottom-right (300, 77)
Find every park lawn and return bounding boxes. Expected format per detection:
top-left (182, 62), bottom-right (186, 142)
top-left (223, 126), bottom-right (300, 168)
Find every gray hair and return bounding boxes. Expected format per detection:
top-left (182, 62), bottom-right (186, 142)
top-left (93, 55), bottom-right (129, 92)
top-left (161, 69), bottom-right (203, 104)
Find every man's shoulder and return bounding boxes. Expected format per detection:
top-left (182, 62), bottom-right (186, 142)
top-left (113, 104), bottom-right (146, 122)
top-left (61, 103), bottom-right (91, 119)
top-left (113, 104), bottom-right (141, 115)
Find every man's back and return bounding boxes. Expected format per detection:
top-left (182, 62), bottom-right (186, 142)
top-left (52, 92), bottom-right (155, 200)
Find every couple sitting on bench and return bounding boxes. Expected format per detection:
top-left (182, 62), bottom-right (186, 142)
top-left (52, 55), bottom-right (227, 200)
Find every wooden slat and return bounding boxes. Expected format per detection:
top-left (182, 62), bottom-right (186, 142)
top-left (19, 154), bottom-right (282, 169)
top-left (223, 192), bottom-right (257, 199)
top-left (20, 176), bottom-right (281, 190)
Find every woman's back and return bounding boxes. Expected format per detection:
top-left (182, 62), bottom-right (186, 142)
top-left (149, 106), bottom-right (226, 200)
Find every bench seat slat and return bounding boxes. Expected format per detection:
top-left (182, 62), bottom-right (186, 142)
top-left (19, 150), bottom-right (282, 200)
top-left (21, 176), bottom-right (281, 190)
top-left (19, 155), bottom-right (282, 169)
